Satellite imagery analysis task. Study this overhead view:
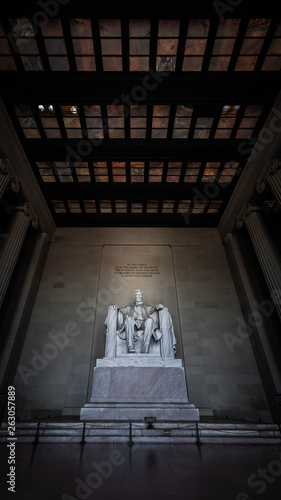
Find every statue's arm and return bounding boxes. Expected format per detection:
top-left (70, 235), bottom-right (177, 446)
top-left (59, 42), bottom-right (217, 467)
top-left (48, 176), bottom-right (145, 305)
top-left (153, 303), bottom-right (164, 311)
top-left (109, 304), bottom-right (119, 310)
top-left (148, 304), bottom-right (164, 314)
top-left (119, 305), bottom-right (129, 315)
top-left (117, 306), bottom-right (130, 337)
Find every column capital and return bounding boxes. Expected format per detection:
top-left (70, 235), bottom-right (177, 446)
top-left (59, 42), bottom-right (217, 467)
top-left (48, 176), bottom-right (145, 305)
top-left (6, 202), bottom-right (39, 229)
top-left (236, 203), bottom-right (268, 230)
top-left (0, 157), bottom-right (20, 193)
top-left (256, 158), bottom-right (281, 193)
top-left (23, 202), bottom-right (39, 229)
top-left (0, 158), bottom-right (9, 175)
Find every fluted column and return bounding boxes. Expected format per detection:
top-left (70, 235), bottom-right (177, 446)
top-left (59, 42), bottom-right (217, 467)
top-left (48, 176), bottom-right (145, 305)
top-left (236, 203), bottom-right (281, 322)
top-left (0, 158), bottom-right (20, 200)
top-left (257, 159), bottom-right (281, 206)
top-left (0, 203), bottom-right (38, 309)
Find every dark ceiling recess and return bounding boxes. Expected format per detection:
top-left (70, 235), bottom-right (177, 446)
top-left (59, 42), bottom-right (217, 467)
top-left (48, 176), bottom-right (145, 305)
top-left (0, 1), bottom-right (281, 227)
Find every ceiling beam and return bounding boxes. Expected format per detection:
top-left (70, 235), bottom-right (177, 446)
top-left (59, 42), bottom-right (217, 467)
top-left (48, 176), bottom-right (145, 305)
top-left (1, 73), bottom-right (281, 104)
top-left (42, 182), bottom-right (235, 200)
top-left (24, 140), bottom-right (250, 161)
top-left (52, 213), bottom-right (219, 228)
top-left (0, 97), bottom-right (56, 237)
top-left (1, 0), bottom-right (280, 18)
top-left (218, 90), bottom-right (281, 239)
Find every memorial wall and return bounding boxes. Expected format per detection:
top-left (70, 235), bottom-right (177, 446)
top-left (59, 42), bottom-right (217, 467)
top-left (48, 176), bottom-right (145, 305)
top-left (13, 227), bottom-right (271, 421)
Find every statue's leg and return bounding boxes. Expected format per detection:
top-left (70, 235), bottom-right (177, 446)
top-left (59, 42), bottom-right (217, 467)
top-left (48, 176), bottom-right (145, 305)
top-left (124, 316), bottom-right (136, 353)
top-left (142, 317), bottom-right (154, 353)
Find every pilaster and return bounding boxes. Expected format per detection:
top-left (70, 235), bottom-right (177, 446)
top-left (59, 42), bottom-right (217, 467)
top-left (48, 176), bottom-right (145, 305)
top-left (0, 158), bottom-right (20, 200)
top-left (0, 203), bottom-right (38, 309)
top-left (256, 159), bottom-right (281, 206)
top-left (236, 203), bottom-right (281, 322)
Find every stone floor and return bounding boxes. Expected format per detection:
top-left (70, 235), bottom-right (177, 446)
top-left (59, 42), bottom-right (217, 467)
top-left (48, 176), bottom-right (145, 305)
top-left (1, 442), bottom-right (281, 499)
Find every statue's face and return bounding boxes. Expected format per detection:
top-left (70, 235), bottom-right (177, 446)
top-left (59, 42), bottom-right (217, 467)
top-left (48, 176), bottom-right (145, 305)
top-left (134, 290), bottom-right (143, 302)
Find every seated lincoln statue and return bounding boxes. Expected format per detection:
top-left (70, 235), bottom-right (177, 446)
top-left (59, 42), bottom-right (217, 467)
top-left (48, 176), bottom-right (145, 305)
top-left (104, 289), bottom-right (176, 357)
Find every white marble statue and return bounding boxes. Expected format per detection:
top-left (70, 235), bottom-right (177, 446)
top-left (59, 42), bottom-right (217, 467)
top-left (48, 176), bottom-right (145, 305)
top-left (104, 289), bottom-right (176, 357)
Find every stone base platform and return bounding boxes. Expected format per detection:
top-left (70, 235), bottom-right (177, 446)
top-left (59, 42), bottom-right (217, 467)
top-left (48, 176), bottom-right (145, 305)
top-left (80, 356), bottom-right (199, 422)
top-left (80, 402), bottom-right (199, 421)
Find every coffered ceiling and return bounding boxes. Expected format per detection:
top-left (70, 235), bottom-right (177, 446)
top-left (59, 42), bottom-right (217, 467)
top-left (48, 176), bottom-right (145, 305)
top-left (0, 0), bottom-right (281, 226)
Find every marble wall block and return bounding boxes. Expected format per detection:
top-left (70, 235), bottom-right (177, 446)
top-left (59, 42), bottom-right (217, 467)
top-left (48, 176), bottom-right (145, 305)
top-left (13, 228), bottom-right (270, 421)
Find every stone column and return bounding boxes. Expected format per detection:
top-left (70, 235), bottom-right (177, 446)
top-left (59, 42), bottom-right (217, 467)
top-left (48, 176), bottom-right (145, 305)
top-left (0, 203), bottom-right (38, 309)
top-left (236, 203), bottom-right (281, 322)
top-left (256, 159), bottom-right (281, 206)
top-left (0, 158), bottom-right (20, 200)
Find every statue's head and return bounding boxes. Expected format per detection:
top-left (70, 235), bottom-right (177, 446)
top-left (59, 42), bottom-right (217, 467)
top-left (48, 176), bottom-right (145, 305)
top-left (133, 289), bottom-right (143, 302)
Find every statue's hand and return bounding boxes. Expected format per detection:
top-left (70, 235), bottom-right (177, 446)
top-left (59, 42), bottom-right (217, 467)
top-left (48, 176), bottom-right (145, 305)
top-left (156, 304), bottom-right (164, 310)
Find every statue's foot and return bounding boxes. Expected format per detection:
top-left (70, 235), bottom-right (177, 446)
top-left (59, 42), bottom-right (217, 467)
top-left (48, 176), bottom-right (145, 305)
top-left (128, 348), bottom-right (135, 353)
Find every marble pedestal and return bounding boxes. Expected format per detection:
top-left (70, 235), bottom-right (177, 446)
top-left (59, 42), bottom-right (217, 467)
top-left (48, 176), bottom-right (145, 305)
top-left (80, 356), bottom-right (199, 421)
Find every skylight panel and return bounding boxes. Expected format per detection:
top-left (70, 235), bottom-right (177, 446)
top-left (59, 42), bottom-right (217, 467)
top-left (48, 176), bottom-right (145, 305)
top-left (149, 162), bottom-right (164, 182)
top-left (235, 19), bottom-right (270, 71)
top-left (131, 162), bottom-right (145, 182)
top-left (152, 105), bottom-right (170, 139)
top-left (172, 106), bottom-right (193, 139)
top-left (262, 19), bottom-right (281, 70)
top-left (52, 200), bottom-right (67, 213)
top-left (100, 19), bottom-right (122, 71)
top-left (36, 162), bottom-right (56, 182)
top-left (130, 105), bottom-right (147, 138)
top-left (235, 105), bottom-right (263, 139)
top-left (9, 17), bottom-right (43, 71)
top-left (156, 19), bottom-right (180, 71)
top-left (166, 162), bottom-right (182, 182)
top-left (84, 105), bottom-right (104, 139)
top-left (93, 161), bottom-right (108, 182)
top-left (129, 19), bottom-right (150, 71)
top-left (61, 105), bottom-right (82, 138)
top-left (184, 162), bottom-right (201, 182)
top-left (14, 104), bottom-right (41, 138)
top-left (183, 19), bottom-right (209, 71)
top-left (106, 105), bottom-right (125, 139)
top-left (41, 19), bottom-right (69, 71)
top-left (70, 19), bottom-right (95, 71)
top-left (112, 162), bottom-right (127, 182)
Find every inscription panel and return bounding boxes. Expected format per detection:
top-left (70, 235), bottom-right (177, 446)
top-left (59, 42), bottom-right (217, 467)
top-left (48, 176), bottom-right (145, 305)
top-left (92, 245), bottom-right (182, 364)
top-left (114, 264), bottom-right (160, 277)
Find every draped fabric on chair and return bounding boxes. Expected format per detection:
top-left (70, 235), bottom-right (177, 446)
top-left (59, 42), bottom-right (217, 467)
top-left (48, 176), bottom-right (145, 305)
top-left (104, 305), bottom-right (176, 357)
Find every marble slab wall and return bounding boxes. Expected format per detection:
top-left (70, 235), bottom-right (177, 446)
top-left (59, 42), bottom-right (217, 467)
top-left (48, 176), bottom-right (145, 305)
top-left (13, 228), bottom-right (271, 421)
